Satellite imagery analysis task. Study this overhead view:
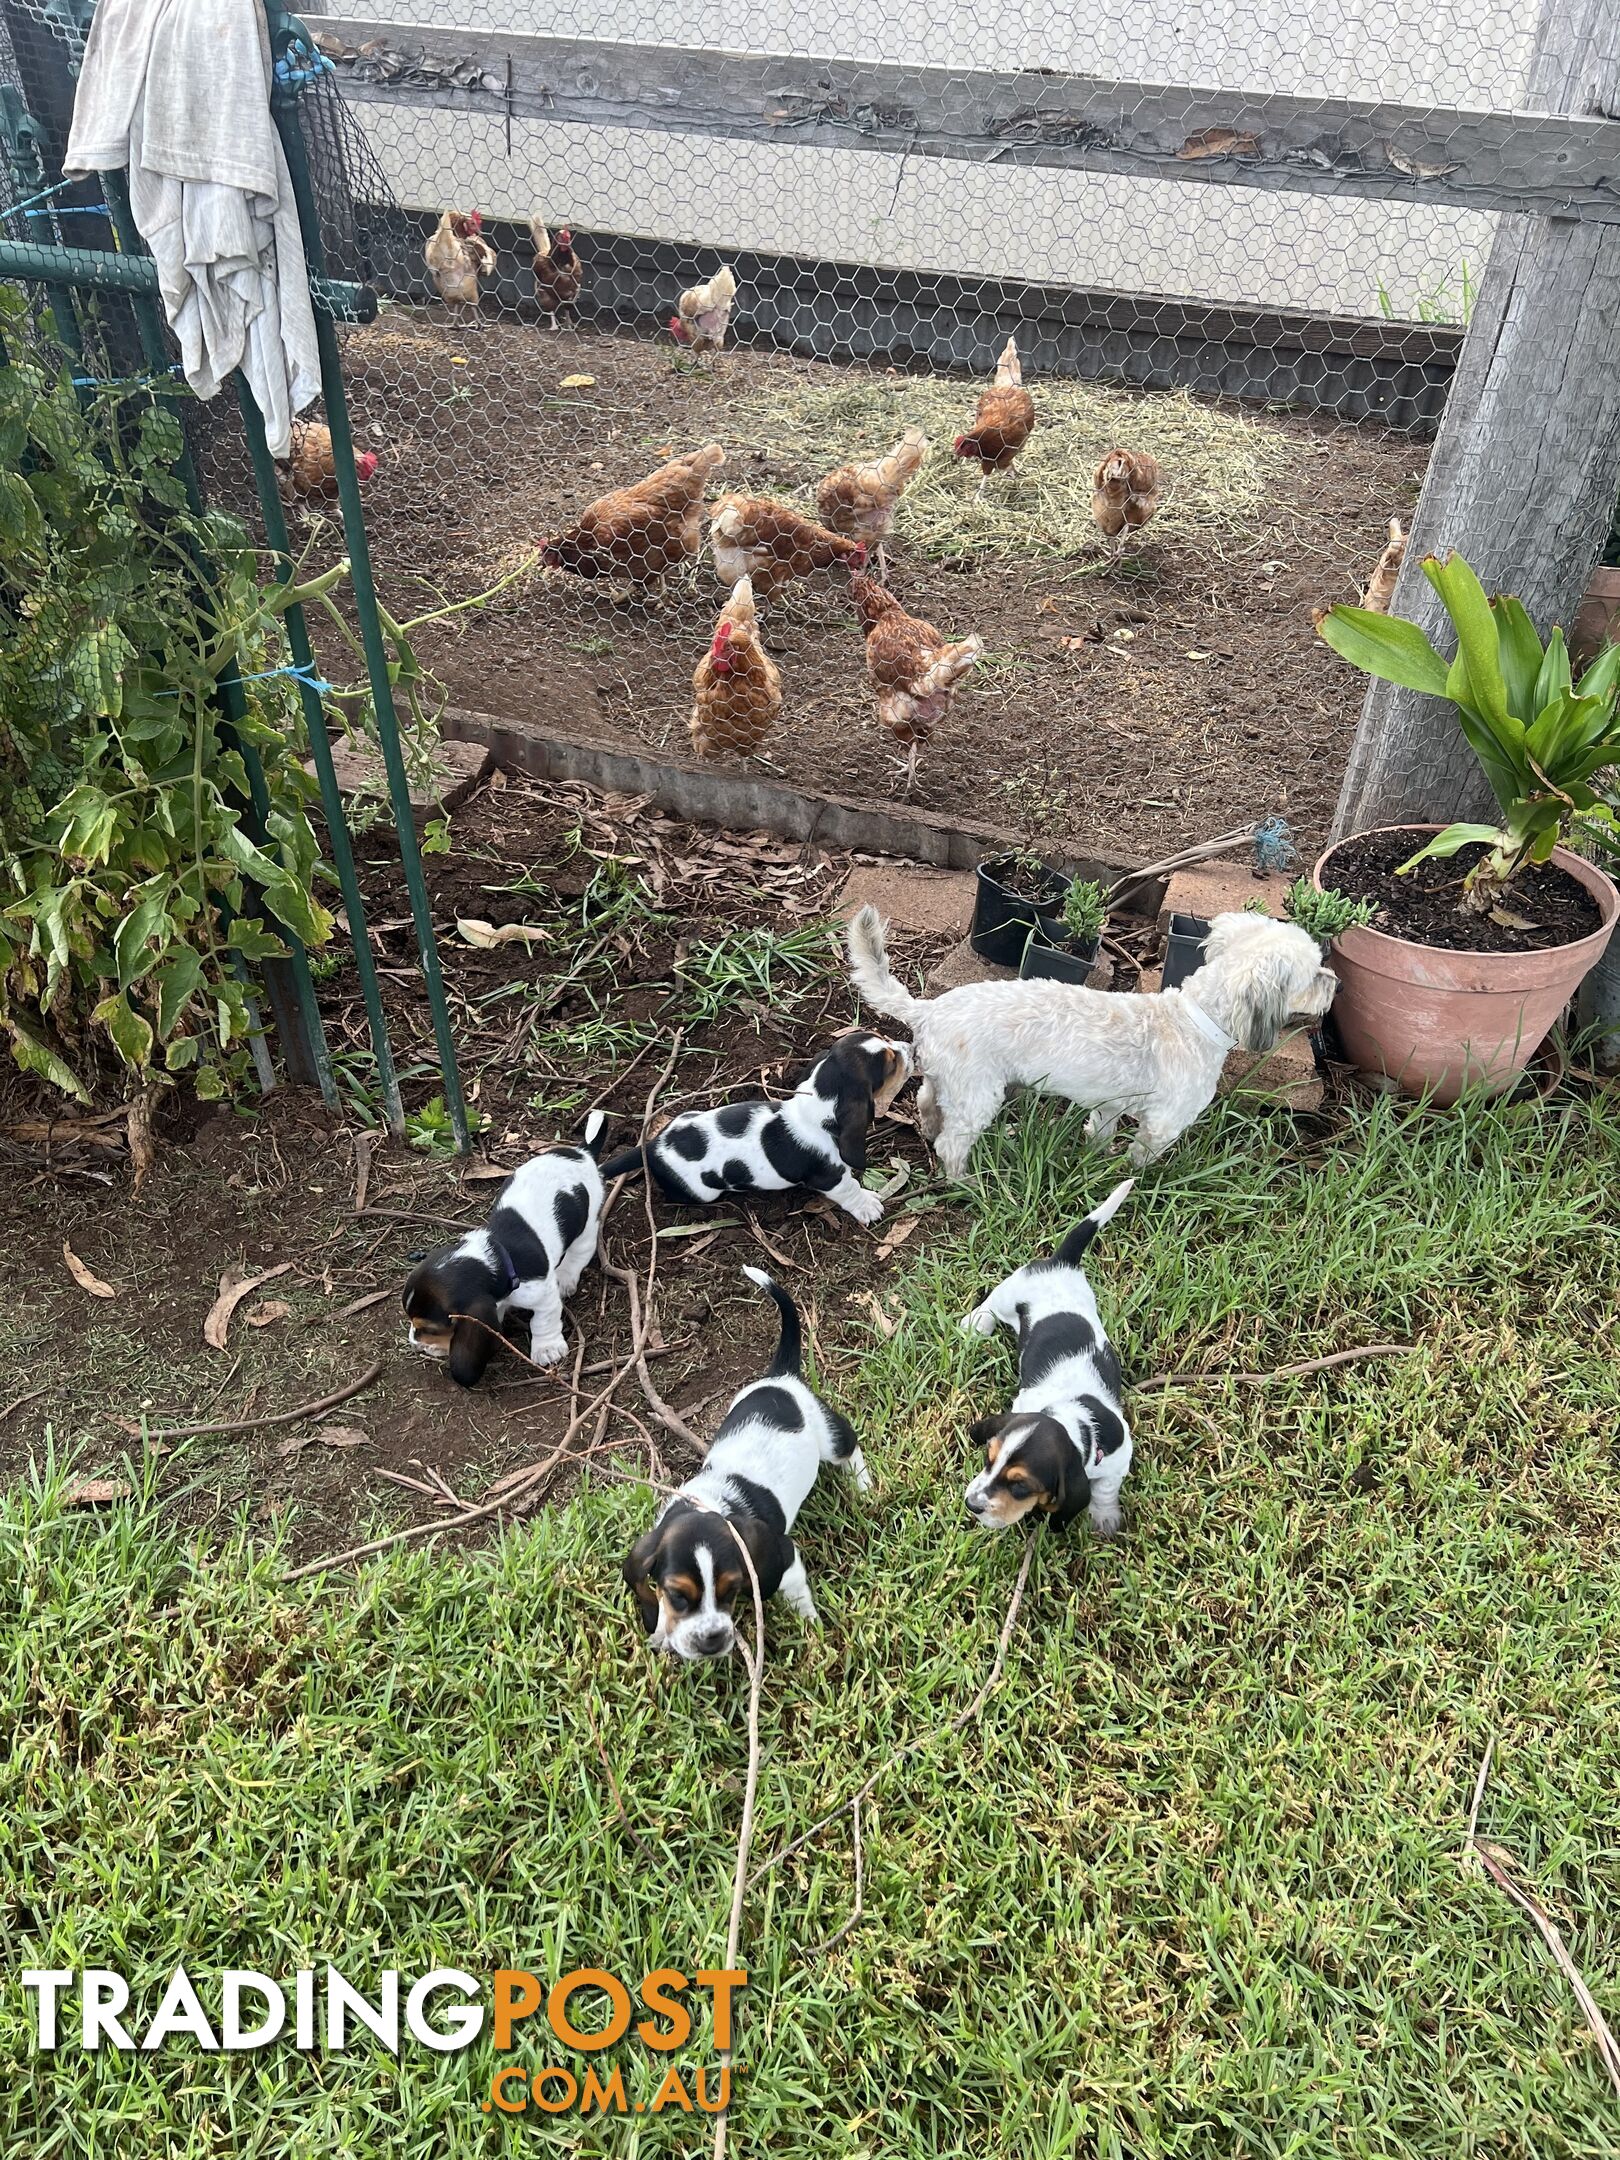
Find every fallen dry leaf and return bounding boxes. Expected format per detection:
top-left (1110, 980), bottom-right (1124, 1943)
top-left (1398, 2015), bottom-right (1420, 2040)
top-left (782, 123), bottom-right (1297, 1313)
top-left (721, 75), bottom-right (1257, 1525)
top-left (127, 1091), bottom-right (157, 1192)
top-left (558, 372), bottom-right (596, 389)
top-left (204, 1261), bottom-right (294, 1351)
top-left (456, 916), bottom-right (549, 950)
top-left (335, 1288), bottom-right (393, 1319)
top-left (1177, 127), bottom-right (1260, 160)
top-left (461, 1164), bottom-right (514, 1183)
top-left (876, 1216), bottom-right (922, 1260)
top-left (314, 1424), bottom-right (370, 1449)
top-left (62, 1241), bottom-right (116, 1298)
top-left (246, 1300), bottom-right (292, 1329)
top-left (64, 1476), bottom-right (130, 1507)
top-left (852, 1290), bottom-right (896, 1339)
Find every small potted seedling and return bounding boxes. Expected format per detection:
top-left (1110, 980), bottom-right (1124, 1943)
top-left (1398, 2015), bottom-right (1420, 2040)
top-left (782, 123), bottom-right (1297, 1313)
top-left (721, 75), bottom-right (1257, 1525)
top-left (1019, 876), bottom-right (1107, 984)
top-left (971, 846), bottom-right (1069, 967)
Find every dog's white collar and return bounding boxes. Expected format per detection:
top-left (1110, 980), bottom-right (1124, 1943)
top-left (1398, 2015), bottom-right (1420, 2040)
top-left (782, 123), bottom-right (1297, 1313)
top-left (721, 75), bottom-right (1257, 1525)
top-left (1177, 993), bottom-right (1236, 1052)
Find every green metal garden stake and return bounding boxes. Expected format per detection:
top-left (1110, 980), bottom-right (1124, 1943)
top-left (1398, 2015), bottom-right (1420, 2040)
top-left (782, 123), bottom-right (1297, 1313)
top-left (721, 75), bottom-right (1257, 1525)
top-left (266, 7), bottom-right (471, 1150)
top-left (235, 371), bottom-right (405, 1135)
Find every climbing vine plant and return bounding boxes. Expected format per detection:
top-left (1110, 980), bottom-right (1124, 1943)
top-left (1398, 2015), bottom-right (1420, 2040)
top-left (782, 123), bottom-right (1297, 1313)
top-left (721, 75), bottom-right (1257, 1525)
top-left (0, 289), bottom-right (332, 1102)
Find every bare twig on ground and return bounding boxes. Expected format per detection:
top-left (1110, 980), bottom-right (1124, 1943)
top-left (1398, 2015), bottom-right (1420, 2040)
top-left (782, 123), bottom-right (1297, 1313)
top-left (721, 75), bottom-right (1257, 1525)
top-left (1464, 1743), bottom-right (1620, 2097)
top-left (586, 1704), bottom-right (663, 1871)
top-left (139, 1358), bottom-right (385, 1443)
top-left (1134, 1342), bottom-right (1415, 1394)
top-left (0, 1388), bottom-right (47, 1427)
top-left (807, 1800), bottom-right (865, 1957)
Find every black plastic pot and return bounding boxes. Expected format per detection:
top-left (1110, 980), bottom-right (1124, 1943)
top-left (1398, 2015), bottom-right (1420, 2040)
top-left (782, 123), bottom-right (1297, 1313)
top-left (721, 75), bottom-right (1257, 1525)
top-left (970, 856), bottom-right (1068, 969)
top-left (1019, 934), bottom-right (1101, 986)
top-left (1159, 912), bottom-right (1210, 990)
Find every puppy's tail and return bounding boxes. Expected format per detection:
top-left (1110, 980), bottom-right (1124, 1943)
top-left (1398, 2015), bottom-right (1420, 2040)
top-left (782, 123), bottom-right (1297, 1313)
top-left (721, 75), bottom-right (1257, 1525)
top-left (582, 1109), bottom-right (608, 1158)
top-left (846, 903), bottom-right (922, 1023)
top-left (597, 1143), bottom-right (649, 1182)
top-left (1053, 1176), bottom-right (1135, 1266)
top-left (742, 1264), bottom-right (801, 1378)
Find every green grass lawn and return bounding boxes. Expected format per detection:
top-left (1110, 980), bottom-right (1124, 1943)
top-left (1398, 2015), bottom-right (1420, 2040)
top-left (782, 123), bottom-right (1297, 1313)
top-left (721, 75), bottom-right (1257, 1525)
top-left (5, 1089), bottom-right (1620, 2156)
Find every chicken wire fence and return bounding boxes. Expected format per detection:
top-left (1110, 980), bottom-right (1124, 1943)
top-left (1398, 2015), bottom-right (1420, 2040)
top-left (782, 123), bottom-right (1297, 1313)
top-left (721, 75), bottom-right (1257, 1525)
top-left (4, 2), bottom-right (1618, 907)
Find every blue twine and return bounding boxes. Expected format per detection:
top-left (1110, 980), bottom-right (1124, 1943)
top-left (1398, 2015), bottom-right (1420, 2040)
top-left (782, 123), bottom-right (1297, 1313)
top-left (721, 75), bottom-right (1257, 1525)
top-left (4, 175), bottom-right (75, 221)
top-left (236, 661), bottom-right (334, 695)
top-left (24, 202), bottom-right (111, 219)
top-left (1252, 815), bottom-right (1299, 875)
top-left (274, 39), bottom-right (336, 89)
top-left (70, 365), bottom-right (185, 390)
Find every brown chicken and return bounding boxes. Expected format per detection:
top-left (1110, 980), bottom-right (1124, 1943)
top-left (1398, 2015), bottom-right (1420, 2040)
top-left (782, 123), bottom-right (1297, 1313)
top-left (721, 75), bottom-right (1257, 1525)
top-left (708, 497), bottom-right (866, 596)
top-left (540, 444), bottom-right (725, 582)
top-left (1091, 449), bottom-right (1163, 549)
top-left (281, 419), bottom-right (378, 504)
top-left (690, 578), bottom-right (782, 760)
top-left (1361, 518), bottom-right (1406, 612)
top-left (530, 217), bottom-right (582, 328)
top-left (953, 337), bottom-right (1035, 477)
top-left (424, 210), bottom-right (497, 311)
top-left (669, 265), bottom-right (738, 356)
top-left (851, 571), bottom-right (983, 795)
top-left (815, 428), bottom-right (929, 575)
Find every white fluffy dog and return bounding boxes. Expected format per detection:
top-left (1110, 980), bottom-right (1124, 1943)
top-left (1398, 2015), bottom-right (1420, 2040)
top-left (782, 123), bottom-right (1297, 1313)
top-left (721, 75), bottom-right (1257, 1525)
top-left (846, 904), bottom-right (1337, 1172)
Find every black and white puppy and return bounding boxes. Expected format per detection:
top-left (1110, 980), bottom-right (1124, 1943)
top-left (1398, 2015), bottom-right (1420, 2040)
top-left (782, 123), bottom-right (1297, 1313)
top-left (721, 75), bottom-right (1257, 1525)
top-left (622, 1266), bottom-right (870, 1660)
top-left (402, 1112), bottom-right (607, 1387)
top-left (960, 1176), bottom-right (1135, 1536)
top-left (598, 1031), bottom-right (910, 1227)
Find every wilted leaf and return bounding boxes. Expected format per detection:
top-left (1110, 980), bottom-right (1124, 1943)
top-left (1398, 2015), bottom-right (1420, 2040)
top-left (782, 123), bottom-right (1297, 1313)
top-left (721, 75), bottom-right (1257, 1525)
top-left (313, 1424), bottom-right (369, 1449)
top-left (63, 1241), bottom-right (116, 1298)
top-left (455, 917), bottom-right (550, 949)
top-left (1177, 128), bottom-right (1260, 160)
top-left (657, 1220), bottom-right (740, 1238)
top-left (851, 1290), bottom-right (896, 1339)
top-left (64, 1476), bottom-right (129, 1506)
top-left (336, 1288), bottom-right (392, 1318)
top-left (246, 1299), bottom-right (292, 1328)
top-left (876, 1216), bottom-right (922, 1260)
top-left (558, 373), bottom-right (596, 389)
top-left (204, 1260), bottom-right (294, 1349)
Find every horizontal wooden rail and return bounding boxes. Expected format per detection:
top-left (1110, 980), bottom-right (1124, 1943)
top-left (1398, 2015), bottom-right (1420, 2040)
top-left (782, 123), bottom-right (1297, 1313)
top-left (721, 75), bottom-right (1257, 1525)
top-left (310, 17), bottom-right (1620, 223)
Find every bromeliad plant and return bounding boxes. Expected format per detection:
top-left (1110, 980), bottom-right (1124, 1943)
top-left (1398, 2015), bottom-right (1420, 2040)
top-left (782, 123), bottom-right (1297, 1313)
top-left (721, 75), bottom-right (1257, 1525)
top-left (1318, 551), bottom-right (1620, 914)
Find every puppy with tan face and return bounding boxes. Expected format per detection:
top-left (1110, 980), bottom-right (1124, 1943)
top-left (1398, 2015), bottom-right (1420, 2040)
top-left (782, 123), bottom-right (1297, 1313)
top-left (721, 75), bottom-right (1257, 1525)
top-left (598, 1031), bottom-right (911, 1227)
top-left (961, 1177), bottom-right (1135, 1538)
top-left (623, 1267), bottom-right (870, 1660)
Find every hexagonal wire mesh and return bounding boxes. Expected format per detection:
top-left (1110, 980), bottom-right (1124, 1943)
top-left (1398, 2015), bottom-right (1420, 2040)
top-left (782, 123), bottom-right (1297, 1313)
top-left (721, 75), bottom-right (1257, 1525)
top-left (0, 0), bottom-right (1607, 869)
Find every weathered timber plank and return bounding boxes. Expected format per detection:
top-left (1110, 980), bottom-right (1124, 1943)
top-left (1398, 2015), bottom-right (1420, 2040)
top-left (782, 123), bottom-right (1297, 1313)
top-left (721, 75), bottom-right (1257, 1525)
top-left (309, 17), bottom-right (1620, 223)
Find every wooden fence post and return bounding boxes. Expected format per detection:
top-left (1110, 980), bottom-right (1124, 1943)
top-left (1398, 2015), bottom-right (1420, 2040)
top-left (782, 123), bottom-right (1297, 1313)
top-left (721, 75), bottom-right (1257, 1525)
top-left (1332, 0), bottom-right (1620, 840)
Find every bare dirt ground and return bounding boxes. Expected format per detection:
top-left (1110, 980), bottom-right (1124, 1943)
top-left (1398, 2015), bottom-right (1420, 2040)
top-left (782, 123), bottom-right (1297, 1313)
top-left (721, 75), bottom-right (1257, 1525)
top-left (0, 775), bottom-right (962, 1564)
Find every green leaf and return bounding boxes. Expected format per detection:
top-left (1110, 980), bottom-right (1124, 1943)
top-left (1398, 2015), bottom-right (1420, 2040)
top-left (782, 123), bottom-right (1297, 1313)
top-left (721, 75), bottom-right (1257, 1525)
top-left (164, 1033), bottom-right (201, 1071)
top-left (114, 893), bottom-right (170, 988)
top-left (225, 916), bottom-right (290, 962)
top-left (1422, 554), bottom-right (1510, 732)
top-left (6, 1021), bottom-right (89, 1103)
top-left (0, 468), bottom-right (43, 551)
top-left (93, 989), bottom-right (155, 1073)
top-left (1397, 823), bottom-right (1507, 873)
top-left (193, 1063), bottom-right (226, 1100)
top-left (1534, 627), bottom-right (1573, 711)
top-left (1315, 605), bottom-right (1450, 696)
top-left (1574, 639), bottom-right (1620, 706)
top-left (1490, 595), bottom-right (1544, 721)
top-left (153, 947), bottom-right (205, 1037)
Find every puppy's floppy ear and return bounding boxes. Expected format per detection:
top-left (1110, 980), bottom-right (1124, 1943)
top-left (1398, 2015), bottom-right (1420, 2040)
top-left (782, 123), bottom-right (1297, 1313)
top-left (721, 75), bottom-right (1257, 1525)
top-left (1045, 1444), bottom-right (1091, 1531)
top-left (622, 1525), bottom-right (665, 1633)
top-left (447, 1295), bottom-right (501, 1387)
top-left (969, 1413), bottom-right (1009, 1453)
top-left (731, 1515), bottom-right (793, 1605)
top-left (834, 1083), bottom-right (873, 1175)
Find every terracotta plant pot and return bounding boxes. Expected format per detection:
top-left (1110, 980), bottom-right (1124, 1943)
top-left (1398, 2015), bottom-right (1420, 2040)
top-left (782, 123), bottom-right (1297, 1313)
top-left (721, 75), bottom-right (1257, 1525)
top-left (1313, 827), bottom-right (1620, 1105)
top-left (1571, 564), bottom-right (1620, 670)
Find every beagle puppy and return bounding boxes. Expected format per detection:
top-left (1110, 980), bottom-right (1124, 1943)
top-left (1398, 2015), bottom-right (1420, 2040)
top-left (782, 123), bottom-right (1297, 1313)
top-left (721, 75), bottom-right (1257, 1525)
top-left (402, 1113), bottom-right (607, 1386)
top-left (960, 1176), bottom-right (1135, 1536)
top-left (622, 1266), bottom-right (870, 1659)
top-left (598, 1030), bottom-right (910, 1226)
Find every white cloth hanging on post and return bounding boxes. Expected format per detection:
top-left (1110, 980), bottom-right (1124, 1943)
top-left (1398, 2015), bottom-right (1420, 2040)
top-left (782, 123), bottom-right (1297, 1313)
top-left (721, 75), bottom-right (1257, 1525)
top-left (65, 0), bottom-right (319, 457)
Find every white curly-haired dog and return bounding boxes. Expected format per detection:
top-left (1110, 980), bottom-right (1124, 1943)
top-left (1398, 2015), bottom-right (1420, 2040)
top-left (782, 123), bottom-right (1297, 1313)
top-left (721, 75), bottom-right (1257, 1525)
top-left (846, 904), bottom-right (1337, 1172)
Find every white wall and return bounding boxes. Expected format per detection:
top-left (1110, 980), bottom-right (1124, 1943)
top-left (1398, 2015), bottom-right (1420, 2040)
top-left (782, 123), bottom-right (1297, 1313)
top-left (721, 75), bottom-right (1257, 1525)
top-left (322, 2), bottom-right (1541, 321)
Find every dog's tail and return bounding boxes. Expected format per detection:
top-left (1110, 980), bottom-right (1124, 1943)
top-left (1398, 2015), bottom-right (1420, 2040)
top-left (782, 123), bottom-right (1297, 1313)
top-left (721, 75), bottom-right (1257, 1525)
top-left (1053, 1177), bottom-right (1135, 1266)
top-left (597, 1142), bottom-right (649, 1182)
top-left (582, 1109), bottom-right (608, 1158)
top-left (846, 903), bottom-right (923, 1023)
top-left (742, 1264), bottom-right (801, 1378)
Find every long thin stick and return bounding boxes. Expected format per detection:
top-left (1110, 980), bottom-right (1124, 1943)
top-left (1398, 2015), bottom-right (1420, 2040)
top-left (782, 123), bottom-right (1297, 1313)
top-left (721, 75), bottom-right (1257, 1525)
top-left (808, 1800), bottom-right (864, 1956)
top-left (1133, 1342), bottom-right (1414, 1395)
top-left (0, 1388), bottom-right (46, 1427)
top-left (753, 1532), bottom-right (1037, 1886)
top-left (142, 1358), bottom-right (385, 1442)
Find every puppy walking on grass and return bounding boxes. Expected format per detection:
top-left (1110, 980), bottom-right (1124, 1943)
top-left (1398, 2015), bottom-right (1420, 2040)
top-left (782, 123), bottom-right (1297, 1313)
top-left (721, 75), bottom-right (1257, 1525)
top-left (622, 1267), bottom-right (870, 1661)
top-left (961, 1176), bottom-right (1135, 1537)
top-left (846, 902), bottom-right (1336, 1174)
